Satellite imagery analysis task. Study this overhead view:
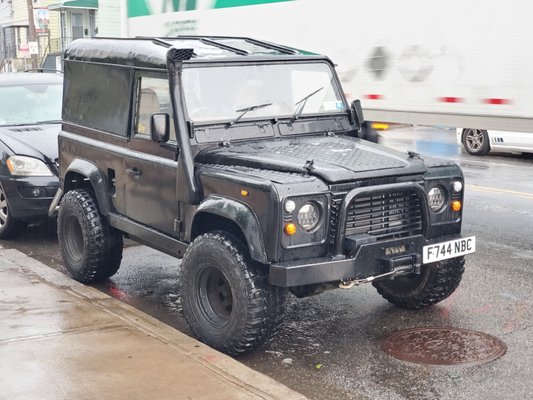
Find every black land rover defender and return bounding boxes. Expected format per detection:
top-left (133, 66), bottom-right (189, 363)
top-left (52, 36), bottom-right (475, 354)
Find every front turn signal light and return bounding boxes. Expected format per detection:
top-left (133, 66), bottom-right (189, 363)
top-left (284, 223), bottom-right (297, 236)
top-left (451, 200), bottom-right (462, 212)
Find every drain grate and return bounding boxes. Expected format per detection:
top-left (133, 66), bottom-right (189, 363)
top-left (382, 327), bottom-right (507, 366)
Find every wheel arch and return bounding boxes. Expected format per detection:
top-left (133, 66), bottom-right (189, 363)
top-left (191, 196), bottom-right (268, 264)
top-left (62, 159), bottom-right (111, 215)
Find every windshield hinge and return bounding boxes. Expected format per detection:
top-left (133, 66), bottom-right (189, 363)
top-left (304, 159), bottom-right (315, 172)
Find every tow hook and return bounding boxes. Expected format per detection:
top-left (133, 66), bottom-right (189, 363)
top-left (339, 265), bottom-right (413, 289)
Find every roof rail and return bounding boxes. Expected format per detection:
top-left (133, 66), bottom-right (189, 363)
top-left (177, 36), bottom-right (248, 56)
top-left (245, 38), bottom-right (297, 55)
top-left (178, 35), bottom-right (297, 55)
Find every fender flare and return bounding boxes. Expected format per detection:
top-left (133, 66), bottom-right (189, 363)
top-left (193, 196), bottom-right (268, 264)
top-left (63, 159), bottom-right (111, 215)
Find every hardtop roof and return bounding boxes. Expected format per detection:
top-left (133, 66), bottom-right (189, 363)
top-left (64, 36), bottom-right (325, 69)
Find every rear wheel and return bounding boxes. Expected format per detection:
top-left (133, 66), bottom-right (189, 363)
top-left (178, 232), bottom-right (286, 355)
top-left (58, 189), bottom-right (123, 283)
top-left (0, 184), bottom-right (26, 239)
top-left (462, 129), bottom-right (490, 155)
top-left (373, 257), bottom-right (465, 310)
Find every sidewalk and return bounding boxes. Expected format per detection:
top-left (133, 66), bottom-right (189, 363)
top-left (0, 248), bottom-right (307, 400)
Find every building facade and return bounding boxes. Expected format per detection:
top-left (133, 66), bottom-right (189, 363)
top-left (48, 0), bottom-right (126, 53)
top-left (1, 0), bottom-right (126, 72)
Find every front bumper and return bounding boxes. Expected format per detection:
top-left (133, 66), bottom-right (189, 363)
top-left (269, 234), bottom-right (463, 287)
top-left (1, 176), bottom-right (59, 221)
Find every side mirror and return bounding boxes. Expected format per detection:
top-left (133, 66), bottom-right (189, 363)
top-left (150, 113), bottom-right (170, 143)
top-left (350, 99), bottom-right (365, 129)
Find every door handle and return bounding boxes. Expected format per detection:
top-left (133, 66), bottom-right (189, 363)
top-left (126, 167), bottom-right (142, 179)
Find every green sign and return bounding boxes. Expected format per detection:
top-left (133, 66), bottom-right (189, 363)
top-left (128, 0), bottom-right (293, 18)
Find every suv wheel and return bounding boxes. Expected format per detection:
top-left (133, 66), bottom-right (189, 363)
top-left (0, 184), bottom-right (26, 239)
top-left (58, 189), bottom-right (123, 283)
top-left (178, 232), bottom-right (286, 355)
top-left (372, 257), bottom-right (465, 310)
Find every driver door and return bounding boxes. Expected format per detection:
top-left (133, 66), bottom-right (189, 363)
top-left (123, 74), bottom-right (179, 235)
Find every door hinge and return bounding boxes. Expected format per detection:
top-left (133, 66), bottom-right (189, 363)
top-left (174, 218), bottom-right (182, 233)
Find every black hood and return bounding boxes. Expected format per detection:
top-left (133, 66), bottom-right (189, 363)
top-left (196, 135), bottom-right (427, 183)
top-left (0, 123), bottom-right (61, 163)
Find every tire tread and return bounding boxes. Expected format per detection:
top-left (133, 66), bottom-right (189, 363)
top-left (179, 232), bottom-right (286, 355)
top-left (373, 257), bottom-right (465, 310)
top-left (58, 189), bottom-right (122, 283)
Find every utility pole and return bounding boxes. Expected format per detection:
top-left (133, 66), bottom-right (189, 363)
top-left (26, 0), bottom-right (38, 69)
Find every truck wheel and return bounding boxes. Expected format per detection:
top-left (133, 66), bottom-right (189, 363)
top-left (178, 232), bottom-right (286, 355)
top-left (0, 184), bottom-right (26, 239)
top-left (373, 257), bottom-right (465, 310)
top-left (462, 129), bottom-right (490, 155)
top-left (58, 189), bottom-right (123, 283)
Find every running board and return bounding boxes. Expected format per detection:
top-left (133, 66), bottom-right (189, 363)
top-left (107, 213), bottom-right (188, 258)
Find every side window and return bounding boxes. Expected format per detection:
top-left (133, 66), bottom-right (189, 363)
top-left (135, 77), bottom-right (176, 141)
top-left (63, 62), bottom-right (132, 136)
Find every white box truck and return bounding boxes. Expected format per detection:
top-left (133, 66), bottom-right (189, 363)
top-left (126, 0), bottom-right (533, 155)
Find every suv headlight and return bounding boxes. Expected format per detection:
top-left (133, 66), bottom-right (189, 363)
top-left (6, 156), bottom-right (53, 177)
top-left (282, 195), bottom-right (328, 248)
top-left (297, 202), bottom-right (321, 231)
top-left (428, 186), bottom-right (446, 211)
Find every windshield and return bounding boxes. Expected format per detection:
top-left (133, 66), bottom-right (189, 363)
top-left (182, 62), bottom-right (346, 123)
top-left (0, 82), bottom-right (62, 126)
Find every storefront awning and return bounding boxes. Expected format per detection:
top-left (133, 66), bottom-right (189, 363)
top-left (49, 0), bottom-right (99, 11)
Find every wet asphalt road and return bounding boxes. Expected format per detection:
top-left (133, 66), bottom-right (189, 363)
top-left (2, 127), bottom-right (532, 400)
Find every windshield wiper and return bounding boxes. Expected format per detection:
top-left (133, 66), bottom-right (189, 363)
top-left (1, 120), bottom-right (63, 127)
top-left (35, 120), bottom-right (62, 125)
top-left (225, 102), bottom-right (273, 128)
top-left (290, 87), bottom-right (323, 123)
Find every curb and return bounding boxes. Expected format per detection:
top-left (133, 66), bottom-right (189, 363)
top-left (1, 248), bottom-right (307, 400)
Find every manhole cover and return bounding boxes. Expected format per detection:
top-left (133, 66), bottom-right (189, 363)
top-left (382, 327), bottom-right (507, 366)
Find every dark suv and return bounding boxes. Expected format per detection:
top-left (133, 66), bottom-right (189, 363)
top-left (0, 72), bottom-right (62, 239)
top-left (52, 36), bottom-right (475, 354)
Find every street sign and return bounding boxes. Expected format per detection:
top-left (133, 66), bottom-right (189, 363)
top-left (29, 42), bottom-right (39, 55)
top-left (18, 44), bottom-right (30, 59)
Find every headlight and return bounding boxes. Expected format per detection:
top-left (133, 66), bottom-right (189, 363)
top-left (284, 199), bottom-right (296, 213)
top-left (297, 202), bottom-right (321, 231)
top-left (6, 155), bottom-right (53, 177)
top-left (428, 186), bottom-right (446, 211)
top-left (452, 180), bottom-right (463, 193)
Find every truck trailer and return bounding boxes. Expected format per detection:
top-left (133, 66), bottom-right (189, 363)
top-left (126, 0), bottom-right (533, 155)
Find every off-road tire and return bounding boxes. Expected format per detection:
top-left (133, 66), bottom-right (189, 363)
top-left (462, 128), bottom-right (490, 155)
top-left (178, 231), bottom-right (286, 355)
top-left (0, 184), bottom-right (26, 239)
top-left (373, 257), bottom-right (465, 310)
top-left (58, 189), bottom-right (123, 283)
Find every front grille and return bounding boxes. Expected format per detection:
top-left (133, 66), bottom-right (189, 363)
top-left (344, 191), bottom-right (423, 241)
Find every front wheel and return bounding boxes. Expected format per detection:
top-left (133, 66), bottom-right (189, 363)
top-left (462, 128), bottom-right (490, 155)
top-left (373, 257), bottom-right (465, 310)
top-left (0, 184), bottom-right (26, 239)
top-left (178, 232), bottom-right (286, 355)
top-left (58, 189), bottom-right (123, 283)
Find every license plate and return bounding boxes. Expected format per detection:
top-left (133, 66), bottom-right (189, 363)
top-left (423, 236), bottom-right (476, 264)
